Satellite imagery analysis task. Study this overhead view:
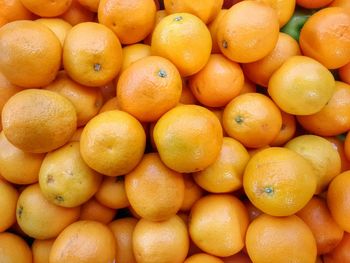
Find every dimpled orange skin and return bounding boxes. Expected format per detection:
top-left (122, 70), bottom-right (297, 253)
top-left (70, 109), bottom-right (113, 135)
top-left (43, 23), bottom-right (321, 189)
top-left (2, 89), bottom-right (77, 153)
top-left (217, 1), bottom-right (280, 63)
top-left (0, 20), bottom-right (62, 88)
top-left (299, 7), bottom-right (350, 69)
top-left (0, 0), bottom-right (35, 22)
top-left (63, 22), bottom-right (123, 87)
top-left (151, 13), bottom-right (212, 77)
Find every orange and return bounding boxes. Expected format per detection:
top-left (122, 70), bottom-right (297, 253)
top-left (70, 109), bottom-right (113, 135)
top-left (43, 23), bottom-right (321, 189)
top-left (80, 110), bottom-right (146, 176)
top-left (45, 71), bottom-right (103, 127)
top-left (297, 81), bottom-right (350, 136)
top-left (325, 136), bottom-right (350, 172)
top-left (299, 7), bottom-right (350, 69)
top-left (164, 0), bottom-right (223, 24)
top-left (0, 178), bottom-right (18, 232)
top-left (59, 0), bottom-right (95, 26)
top-left (20, 0), bottom-right (71, 17)
top-left (77, 0), bottom-right (99, 12)
top-left (0, 0), bottom-right (35, 22)
top-left (0, 232), bottom-right (32, 263)
top-left (270, 111), bottom-right (296, 146)
top-left (117, 56), bottom-right (182, 122)
top-left (120, 43), bottom-right (152, 72)
top-left (193, 137), bottom-right (250, 193)
top-left (63, 22), bottom-right (122, 87)
top-left (222, 93), bottom-right (282, 148)
top-left (0, 131), bottom-right (45, 184)
top-left (98, 0), bottom-right (156, 44)
top-left (0, 20), bottom-right (61, 88)
top-left (39, 142), bottom-right (102, 208)
top-left (151, 13), bottom-right (212, 77)
top-left (248, 0), bottom-right (295, 27)
top-left (125, 153), bottom-right (185, 221)
top-left (35, 18), bottom-right (72, 47)
top-left (32, 238), bottom-right (55, 263)
top-left (185, 253), bottom-right (224, 263)
top-left (221, 252), bottom-right (253, 263)
top-left (132, 215), bottom-right (189, 263)
top-left (245, 214), bottom-right (317, 263)
top-left (153, 104), bottom-right (223, 173)
top-left (339, 62), bottom-right (350, 85)
top-left (99, 97), bottom-right (119, 113)
top-left (95, 176), bottom-right (130, 209)
top-left (297, 196), bottom-right (344, 255)
top-left (297, 0), bottom-right (333, 8)
top-left (189, 194), bottom-right (249, 257)
top-left (79, 197), bottom-right (117, 224)
top-left (143, 10), bottom-right (168, 45)
top-left (180, 174), bottom-right (204, 212)
top-left (327, 170), bottom-right (350, 232)
top-left (268, 56), bottom-right (335, 115)
top-left (16, 184), bottom-right (80, 239)
top-left (242, 32), bottom-right (301, 87)
top-left (323, 232), bottom-right (350, 263)
top-left (216, 1), bottom-right (279, 63)
top-left (50, 220), bottom-right (116, 263)
top-left (285, 135), bottom-right (341, 194)
top-left (108, 217), bottom-right (138, 263)
top-left (243, 147), bottom-right (317, 216)
top-left (188, 54), bottom-right (244, 107)
top-left (2, 89), bottom-right (77, 153)
top-left (208, 9), bottom-right (228, 53)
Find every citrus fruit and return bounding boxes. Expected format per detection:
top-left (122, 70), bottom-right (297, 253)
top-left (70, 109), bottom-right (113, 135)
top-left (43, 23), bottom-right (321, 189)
top-left (125, 153), bottom-right (185, 221)
top-left (39, 142), bottom-right (102, 207)
top-left (153, 104), bottom-right (223, 173)
top-left (2, 89), bottom-right (77, 153)
top-left (0, 20), bottom-right (61, 88)
top-left (133, 215), bottom-right (189, 263)
top-left (243, 147), bottom-right (317, 216)
top-left (151, 13), bottom-right (212, 77)
top-left (217, 1), bottom-right (279, 63)
top-left (189, 194), bottom-right (249, 257)
top-left (117, 56), bottom-right (182, 122)
top-left (80, 110), bottom-right (146, 176)
top-left (268, 55), bottom-right (335, 115)
top-left (245, 214), bottom-right (317, 263)
top-left (49, 220), bottom-right (116, 263)
top-left (63, 22), bottom-right (123, 87)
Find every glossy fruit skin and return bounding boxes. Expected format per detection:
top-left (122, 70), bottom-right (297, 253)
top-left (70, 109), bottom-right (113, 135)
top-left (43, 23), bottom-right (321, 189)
top-left (281, 7), bottom-right (316, 41)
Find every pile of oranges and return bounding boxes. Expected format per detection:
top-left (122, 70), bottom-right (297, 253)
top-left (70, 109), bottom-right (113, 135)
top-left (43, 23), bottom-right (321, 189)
top-left (0, 0), bottom-right (350, 262)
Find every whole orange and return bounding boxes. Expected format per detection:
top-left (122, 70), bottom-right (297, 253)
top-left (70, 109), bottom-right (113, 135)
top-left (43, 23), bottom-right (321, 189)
top-left (217, 1), bottom-right (279, 63)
